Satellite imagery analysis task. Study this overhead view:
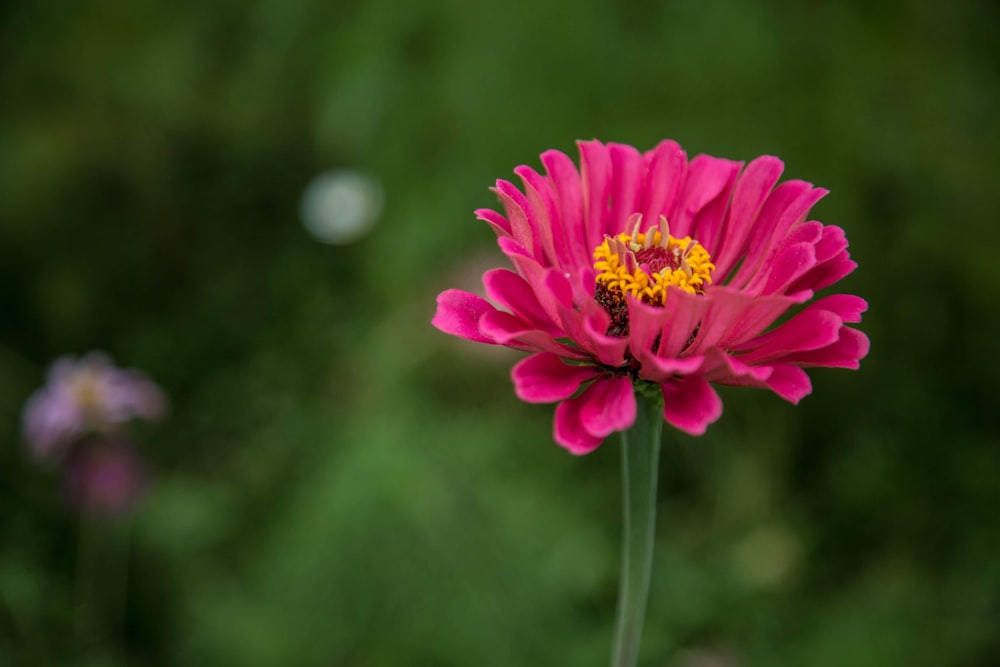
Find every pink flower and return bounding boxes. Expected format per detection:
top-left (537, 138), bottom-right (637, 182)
top-left (432, 140), bottom-right (869, 454)
top-left (22, 352), bottom-right (167, 461)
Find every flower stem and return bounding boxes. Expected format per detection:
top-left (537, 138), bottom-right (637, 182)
top-left (610, 392), bottom-right (663, 667)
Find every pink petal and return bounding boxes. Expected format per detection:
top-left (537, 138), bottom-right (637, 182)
top-left (476, 207), bottom-right (511, 238)
top-left (578, 375), bottom-right (637, 438)
top-left (784, 327), bottom-right (870, 369)
top-left (496, 234), bottom-right (533, 269)
top-left (641, 140), bottom-right (687, 226)
top-left (627, 296), bottom-right (667, 354)
top-left (483, 268), bottom-right (560, 335)
top-left (626, 297), bottom-right (704, 381)
top-left (578, 139), bottom-right (613, 249)
top-left (511, 353), bottom-right (600, 403)
top-left (672, 154), bottom-right (742, 240)
top-left (733, 309), bottom-right (843, 364)
top-left (494, 180), bottom-right (539, 260)
top-left (789, 254), bottom-right (857, 294)
top-left (807, 294), bottom-right (868, 323)
top-left (554, 392), bottom-right (604, 455)
top-left (478, 310), bottom-right (588, 358)
top-left (782, 219), bottom-right (824, 247)
top-left (711, 155), bottom-right (784, 275)
top-left (432, 290), bottom-right (497, 344)
top-left (516, 165), bottom-right (572, 270)
top-left (700, 347), bottom-right (773, 384)
top-left (661, 375), bottom-right (723, 436)
top-left (765, 364), bottom-right (812, 403)
top-left (640, 354), bottom-right (706, 382)
top-left (814, 225), bottom-right (849, 263)
top-left (494, 242), bottom-right (569, 326)
top-left (541, 149), bottom-right (591, 270)
top-left (609, 143), bottom-right (646, 235)
top-left (762, 241), bottom-right (818, 295)
top-left (542, 267), bottom-right (575, 309)
top-left (658, 287), bottom-right (711, 357)
top-left (579, 301), bottom-right (630, 367)
top-left (683, 289), bottom-right (752, 353)
top-left (724, 291), bottom-right (811, 347)
top-left (729, 180), bottom-right (825, 290)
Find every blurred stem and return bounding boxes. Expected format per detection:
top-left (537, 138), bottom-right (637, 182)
top-left (73, 516), bottom-right (132, 654)
top-left (74, 516), bottom-right (100, 650)
top-left (610, 392), bottom-right (662, 667)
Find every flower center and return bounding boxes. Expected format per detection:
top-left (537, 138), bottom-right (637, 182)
top-left (592, 214), bottom-right (715, 337)
top-left (71, 368), bottom-right (104, 415)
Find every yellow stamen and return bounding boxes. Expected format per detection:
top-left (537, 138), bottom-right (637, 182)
top-left (593, 217), bottom-right (715, 306)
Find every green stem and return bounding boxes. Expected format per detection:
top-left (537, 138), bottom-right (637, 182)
top-left (610, 391), bottom-right (663, 667)
top-left (74, 516), bottom-right (100, 650)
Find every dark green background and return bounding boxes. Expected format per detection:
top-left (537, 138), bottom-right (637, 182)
top-left (1, 0), bottom-right (997, 665)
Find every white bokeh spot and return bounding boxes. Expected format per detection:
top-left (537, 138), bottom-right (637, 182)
top-left (300, 170), bottom-right (384, 245)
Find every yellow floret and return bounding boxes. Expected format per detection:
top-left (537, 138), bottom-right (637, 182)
top-left (593, 230), bottom-right (715, 305)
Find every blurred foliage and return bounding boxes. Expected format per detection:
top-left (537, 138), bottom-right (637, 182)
top-left (1, 0), bottom-right (998, 665)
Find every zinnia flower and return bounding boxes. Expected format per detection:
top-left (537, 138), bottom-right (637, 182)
top-left (22, 352), bottom-right (166, 461)
top-left (433, 140), bottom-right (869, 454)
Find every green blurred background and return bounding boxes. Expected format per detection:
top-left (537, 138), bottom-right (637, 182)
top-left (1, 0), bottom-right (998, 665)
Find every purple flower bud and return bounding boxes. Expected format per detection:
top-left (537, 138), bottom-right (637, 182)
top-left (64, 438), bottom-right (147, 519)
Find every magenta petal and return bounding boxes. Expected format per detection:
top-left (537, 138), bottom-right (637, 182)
top-left (626, 291), bottom-right (668, 353)
top-left (483, 268), bottom-right (560, 335)
top-left (641, 354), bottom-right (705, 382)
top-left (730, 181), bottom-right (825, 290)
top-left (814, 225), bottom-right (849, 263)
top-left (786, 327), bottom-right (870, 369)
top-left (701, 348), bottom-right (773, 384)
top-left (734, 309), bottom-right (843, 364)
top-left (609, 143), bottom-right (646, 234)
top-left (511, 353), bottom-right (599, 403)
top-left (516, 165), bottom-right (571, 270)
top-left (762, 241), bottom-right (818, 295)
top-left (554, 393), bottom-right (604, 455)
top-left (711, 156), bottom-right (784, 275)
top-left (790, 255), bottom-right (857, 294)
top-left (578, 375), bottom-right (637, 438)
top-left (783, 220), bottom-right (824, 247)
top-left (542, 268), bottom-right (575, 309)
top-left (808, 294), bottom-right (868, 323)
top-left (541, 150), bottom-right (590, 270)
top-left (432, 290), bottom-right (497, 344)
top-left (476, 208), bottom-right (512, 238)
top-left (661, 375), bottom-right (722, 436)
top-left (627, 296), bottom-right (704, 381)
top-left (579, 302), bottom-right (630, 366)
top-left (642, 139), bottom-right (687, 225)
top-left (478, 310), bottom-right (587, 358)
top-left (765, 364), bottom-right (812, 403)
top-left (578, 140), bottom-right (612, 248)
top-left (673, 154), bottom-right (742, 240)
top-left (659, 288), bottom-right (711, 357)
top-left (494, 181), bottom-right (539, 260)
top-left (724, 290), bottom-right (812, 347)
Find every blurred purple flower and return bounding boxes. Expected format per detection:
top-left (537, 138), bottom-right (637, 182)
top-left (64, 438), bottom-right (148, 519)
top-left (22, 352), bottom-right (166, 461)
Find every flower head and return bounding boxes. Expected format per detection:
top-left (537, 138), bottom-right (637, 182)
top-left (433, 140), bottom-right (869, 454)
top-left (22, 352), bottom-right (166, 461)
